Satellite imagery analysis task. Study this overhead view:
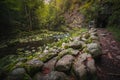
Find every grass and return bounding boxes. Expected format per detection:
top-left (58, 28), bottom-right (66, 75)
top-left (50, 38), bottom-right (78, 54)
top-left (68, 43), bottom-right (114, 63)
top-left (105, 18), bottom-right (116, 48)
top-left (107, 26), bottom-right (120, 41)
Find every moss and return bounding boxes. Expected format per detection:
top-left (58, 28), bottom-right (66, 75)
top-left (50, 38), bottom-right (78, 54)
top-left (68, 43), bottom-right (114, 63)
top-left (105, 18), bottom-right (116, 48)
top-left (0, 55), bottom-right (19, 72)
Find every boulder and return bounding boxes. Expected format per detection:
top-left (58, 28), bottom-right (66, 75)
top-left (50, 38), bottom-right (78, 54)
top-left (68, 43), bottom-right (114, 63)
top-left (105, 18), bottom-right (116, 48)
top-left (79, 53), bottom-right (92, 62)
top-left (10, 68), bottom-right (26, 76)
top-left (25, 58), bottom-right (44, 75)
top-left (72, 36), bottom-right (81, 41)
top-left (71, 49), bottom-right (79, 56)
top-left (6, 68), bottom-right (32, 80)
top-left (73, 61), bottom-right (87, 80)
top-left (58, 48), bottom-right (79, 58)
top-left (82, 33), bottom-right (90, 39)
top-left (34, 71), bottom-right (69, 80)
top-left (46, 71), bottom-right (69, 80)
top-left (55, 55), bottom-right (74, 72)
top-left (43, 57), bottom-right (57, 72)
top-left (87, 43), bottom-right (101, 58)
top-left (90, 35), bottom-right (99, 40)
top-left (86, 58), bottom-right (96, 73)
top-left (68, 41), bottom-right (85, 49)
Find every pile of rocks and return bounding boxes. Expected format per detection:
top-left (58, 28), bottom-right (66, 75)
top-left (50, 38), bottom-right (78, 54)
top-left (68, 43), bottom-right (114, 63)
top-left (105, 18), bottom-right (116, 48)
top-left (3, 28), bottom-right (101, 80)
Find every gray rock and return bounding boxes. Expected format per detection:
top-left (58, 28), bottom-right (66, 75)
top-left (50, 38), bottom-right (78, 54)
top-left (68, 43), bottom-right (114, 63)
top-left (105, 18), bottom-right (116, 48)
top-left (34, 71), bottom-right (69, 80)
top-left (43, 57), bottom-right (57, 71)
top-left (6, 68), bottom-right (32, 80)
top-left (79, 53), bottom-right (92, 62)
top-left (90, 32), bottom-right (98, 36)
top-left (71, 49), bottom-right (79, 56)
top-left (73, 36), bottom-right (81, 41)
top-left (55, 55), bottom-right (74, 72)
top-left (10, 68), bottom-right (26, 76)
top-left (86, 59), bottom-right (96, 73)
top-left (34, 72), bottom-right (46, 80)
top-left (73, 62), bottom-right (87, 79)
top-left (26, 58), bottom-right (43, 68)
top-left (90, 28), bottom-right (97, 32)
top-left (46, 71), bottom-right (69, 80)
top-left (90, 35), bottom-right (99, 40)
top-left (87, 43), bottom-right (101, 57)
top-left (26, 58), bottom-right (44, 75)
top-left (68, 41), bottom-right (85, 49)
top-left (82, 33), bottom-right (90, 39)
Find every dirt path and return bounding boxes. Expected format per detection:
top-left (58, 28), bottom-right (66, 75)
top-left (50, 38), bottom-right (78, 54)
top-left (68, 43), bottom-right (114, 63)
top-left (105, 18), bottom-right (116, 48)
top-left (96, 28), bottom-right (120, 80)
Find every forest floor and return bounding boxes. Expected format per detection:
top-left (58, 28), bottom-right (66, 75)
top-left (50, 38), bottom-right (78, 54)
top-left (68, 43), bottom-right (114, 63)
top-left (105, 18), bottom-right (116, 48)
top-left (96, 28), bottom-right (120, 80)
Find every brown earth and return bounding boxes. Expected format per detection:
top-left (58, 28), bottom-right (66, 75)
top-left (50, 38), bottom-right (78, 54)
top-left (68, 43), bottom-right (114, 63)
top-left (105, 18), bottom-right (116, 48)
top-left (96, 28), bottom-right (120, 80)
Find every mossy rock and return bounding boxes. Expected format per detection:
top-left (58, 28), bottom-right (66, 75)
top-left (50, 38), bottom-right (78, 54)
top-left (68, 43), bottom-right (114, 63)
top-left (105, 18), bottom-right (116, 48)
top-left (87, 43), bottom-right (101, 58)
top-left (68, 41), bottom-right (85, 49)
top-left (24, 58), bottom-right (44, 76)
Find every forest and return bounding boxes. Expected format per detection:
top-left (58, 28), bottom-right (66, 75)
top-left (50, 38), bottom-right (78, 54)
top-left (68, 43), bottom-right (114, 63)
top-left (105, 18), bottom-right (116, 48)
top-left (0, 0), bottom-right (120, 80)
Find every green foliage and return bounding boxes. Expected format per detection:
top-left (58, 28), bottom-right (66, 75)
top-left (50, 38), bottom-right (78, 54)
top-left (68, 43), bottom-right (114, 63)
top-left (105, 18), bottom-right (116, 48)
top-left (79, 0), bottom-right (100, 22)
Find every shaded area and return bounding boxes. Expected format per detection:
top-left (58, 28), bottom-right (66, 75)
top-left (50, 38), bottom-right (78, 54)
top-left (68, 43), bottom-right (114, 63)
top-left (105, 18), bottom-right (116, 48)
top-left (96, 28), bottom-right (120, 80)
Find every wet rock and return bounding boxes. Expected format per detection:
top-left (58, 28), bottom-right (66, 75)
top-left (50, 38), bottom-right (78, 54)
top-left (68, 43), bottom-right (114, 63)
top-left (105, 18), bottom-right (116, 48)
top-left (34, 71), bottom-right (69, 80)
top-left (25, 58), bottom-right (44, 75)
top-left (87, 43), bottom-right (101, 58)
top-left (55, 55), bottom-right (74, 72)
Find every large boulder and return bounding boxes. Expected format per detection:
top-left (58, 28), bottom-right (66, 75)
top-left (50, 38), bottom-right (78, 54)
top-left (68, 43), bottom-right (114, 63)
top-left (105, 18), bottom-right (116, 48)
top-left (25, 58), bottom-right (44, 75)
top-left (55, 55), bottom-right (74, 72)
top-left (34, 71), bottom-right (69, 80)
top-left (87, 43), bottom-right (101, 58)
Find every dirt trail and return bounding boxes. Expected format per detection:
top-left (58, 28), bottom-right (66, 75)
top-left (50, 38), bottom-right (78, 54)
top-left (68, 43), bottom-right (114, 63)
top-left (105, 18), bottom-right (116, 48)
top-left (96, 28), bottom-right (120, 80)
